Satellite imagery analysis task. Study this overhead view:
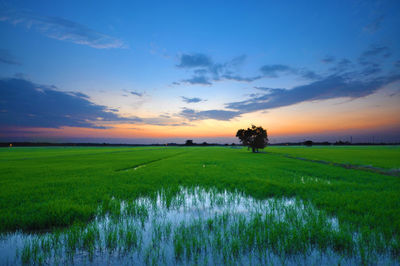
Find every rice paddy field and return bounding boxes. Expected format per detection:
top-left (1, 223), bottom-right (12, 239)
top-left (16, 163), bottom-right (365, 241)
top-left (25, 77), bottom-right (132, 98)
top-left (0, 145), bottom-right (399, 265)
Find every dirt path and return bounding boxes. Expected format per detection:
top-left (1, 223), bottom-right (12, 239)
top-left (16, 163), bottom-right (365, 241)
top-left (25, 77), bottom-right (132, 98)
top-left (115, 152), bottom-right (187, 172)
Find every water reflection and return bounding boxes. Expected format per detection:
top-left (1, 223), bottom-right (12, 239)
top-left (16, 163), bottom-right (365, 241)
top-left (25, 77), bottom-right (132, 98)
top-left (0, 187), bottom-right (397, 265)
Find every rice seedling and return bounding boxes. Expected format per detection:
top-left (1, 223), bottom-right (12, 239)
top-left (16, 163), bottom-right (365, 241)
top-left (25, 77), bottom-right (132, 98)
top-left (0, 146), bottom-right (399, 265)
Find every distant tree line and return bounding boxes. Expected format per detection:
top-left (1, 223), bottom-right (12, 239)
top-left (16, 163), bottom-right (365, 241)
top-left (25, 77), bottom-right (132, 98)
top-left (0, 140), bottom-right (397, 148)
top-left (0, 141), bottom-right (240, 147)
top-left (183, 140), bottom-right (237, 146)
top-left (302, 140), bottom-right (354, 146)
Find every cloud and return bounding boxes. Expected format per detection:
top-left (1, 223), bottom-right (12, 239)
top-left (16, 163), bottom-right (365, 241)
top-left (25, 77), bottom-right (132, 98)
top-left (300, 70), bottom-right (320, 80)
top-left (69, 91), bottom-right (90, 99)
top-left (226, 74), bottom-right (399, 114)
top-left (178, 58), bottom-right (319, 86)
top-left (176, 53), bottom-right (213, 68)
top-left (229, 55), bottom-right (247, 66)
top-left (254, 87), bottom-right (285, 91)
top-left (182, 76), bottom-right (212, 85)
top-left (14, 73), bottom-right (29, 79)
top-left (327, 47), bottom-right (393, 75)
top-left (139, 115), bottom-right (193, 127)
top-left (179, 107), bottom-right (240, 121)
top-left (176, 45), bottom-right (393, 90)
top-left (0, 10), bottom-right (126, 49)
top-left (176, 53), bottom-right (259, 85)
top-left (0, 78), bottom-right (141, 129)
top-left (363, 15), bottom-right (384, 33)
top-left (360, 46), bottom-right (391, 61)
top-left (259, 64), bottom-right (319, 80)
top-left (321, 55), bottom-right (336, 64)
top-left (356, 46), bottom-right (391, 73)
top-left (221, 74), bottom-right (261, 82)
top-left (221, 46), bottom-right (399, 117)
top-left (360, 63), bottom-right (382, 76)
top-left (130, 91), bottom-right (143, 97)
top-left (259, 64), bottom-right (293, 77)
top-left (181, 96), bottom-right (205, 103)
top-left (329, 59), bottom-right (352, 73)
top-left (168, 122), bottom-right (193, 127)
top-left (0, 49), bottom-right (21, 65)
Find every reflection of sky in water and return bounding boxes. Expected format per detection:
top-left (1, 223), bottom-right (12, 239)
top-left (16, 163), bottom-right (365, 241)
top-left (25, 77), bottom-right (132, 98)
top-left (0, 187), bottom-right (396, 265)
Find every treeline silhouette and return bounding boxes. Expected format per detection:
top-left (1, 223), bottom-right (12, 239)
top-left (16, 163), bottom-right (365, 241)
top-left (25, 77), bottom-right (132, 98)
top-left (0, 140), bottom-right (398, 147)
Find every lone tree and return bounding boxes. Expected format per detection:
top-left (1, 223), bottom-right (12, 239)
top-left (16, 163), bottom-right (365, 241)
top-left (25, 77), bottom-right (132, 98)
top-left (185, 139), bottom-right (194, 146)
top-left (236, 125), bottom-right (268, 153)
top-left (304, 140), bottom-right (313, 147)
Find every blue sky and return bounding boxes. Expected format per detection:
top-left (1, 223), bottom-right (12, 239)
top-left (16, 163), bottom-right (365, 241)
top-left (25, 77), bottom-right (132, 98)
top-left (0, 0), bottom-right (400, 143)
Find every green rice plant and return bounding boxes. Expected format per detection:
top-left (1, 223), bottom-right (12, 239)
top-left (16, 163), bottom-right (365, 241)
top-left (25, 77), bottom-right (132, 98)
top-left (105, 227), bottom-right (118, 253)
top-left (65, 225), bottom-right (81, 255)
top-left (82, 224), bottom-right (99, 260)
top-left (20, 241), bottom-right (32, 264)
top-left (173, 234), bottom-right (184, 261)
top-left (40, 235), bottom-right (52, 255)
top-left (123, 227), bottom-right (139, 252)
top-left (0, 145), bottom-right (399, 265)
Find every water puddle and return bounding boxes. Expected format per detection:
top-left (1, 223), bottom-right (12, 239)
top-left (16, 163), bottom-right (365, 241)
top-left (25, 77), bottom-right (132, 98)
top-left (0, 187), bottom-right (397, 265)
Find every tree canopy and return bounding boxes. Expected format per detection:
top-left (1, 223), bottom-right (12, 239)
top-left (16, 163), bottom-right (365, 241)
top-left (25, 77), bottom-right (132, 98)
top-left (236, 125), bottom-right (268, 152)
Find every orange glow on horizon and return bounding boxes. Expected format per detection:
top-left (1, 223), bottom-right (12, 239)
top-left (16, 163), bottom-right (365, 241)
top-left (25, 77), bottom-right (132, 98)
top-left (3, 86), bottom-right (399, 141)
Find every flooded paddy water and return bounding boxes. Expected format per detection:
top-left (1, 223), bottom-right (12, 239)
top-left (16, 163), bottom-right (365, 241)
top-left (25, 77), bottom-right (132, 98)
top-left (0, 187), bottom-right (398, 265)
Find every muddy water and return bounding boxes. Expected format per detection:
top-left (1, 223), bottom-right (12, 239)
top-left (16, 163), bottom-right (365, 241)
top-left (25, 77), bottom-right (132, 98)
top-left (0, 187), bottom-right (397, 265)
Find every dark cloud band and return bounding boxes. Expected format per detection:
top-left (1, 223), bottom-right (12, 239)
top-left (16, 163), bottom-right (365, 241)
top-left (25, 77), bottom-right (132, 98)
top-left (0, 78), bottom-right (140, 129)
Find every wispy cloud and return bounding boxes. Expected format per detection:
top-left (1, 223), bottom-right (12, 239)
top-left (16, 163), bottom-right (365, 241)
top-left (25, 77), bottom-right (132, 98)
top-left (181, 96), bottom-right (205, 103)
top-left (259, 64), bottom-right (320, 80)
top-left (182, 75), bottom-right (212, 85)
top-left (363, 15), bottom-right (384, 33)
top-left (321, 55), bottom-right (336, 64)
top-left (259, 64), bottom-right (292, 77)
top-left (176, 47), bottom-right (393, 88)
top-left (360, 63), bottom-right (381, 76)
top-left (0, 49), bottom-right (21, 65)
top-left (329, 59), bottom-right (352, 73)
top-left (176, 53), bottom-right (257, 85)
top-left (359, 46), bottom-right (391, 62)
top-left (130, 91), bottom-right (143, 97)
top-left (254, 86), bottom-right (285, 91)
top-left (186, 46), bottom-right (400, 121)
top-left (226, 74), bottom-right (399, 114)
top-left (0, 10), bottom-right (126, 49)
top-left (0, 78), bottom-right (140, 129)
top-left (176, 53), bottom-right (213, 68)
top-left (179, 107), bottom-right (240, 121)
top-left (221, 73), bottom-right (261, 82)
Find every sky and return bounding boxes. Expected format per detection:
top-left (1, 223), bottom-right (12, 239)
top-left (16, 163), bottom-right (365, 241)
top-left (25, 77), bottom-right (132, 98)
top-left (0, 0), bottom-right (400, 144)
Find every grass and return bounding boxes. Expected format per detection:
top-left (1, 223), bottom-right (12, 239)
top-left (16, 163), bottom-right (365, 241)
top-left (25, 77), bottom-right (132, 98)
top-left (266, 145), bottom-right (400, 169)
top-left (0, 145), bottom-right (400, 264)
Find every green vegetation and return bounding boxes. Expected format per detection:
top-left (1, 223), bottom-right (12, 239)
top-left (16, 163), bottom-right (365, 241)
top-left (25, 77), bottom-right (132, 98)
top-left (12, 187), bottom-right (397, 264)
top-left (266, 145), bottom-right (400, 169)
top-left (0, 145), bottom-right (399, 264)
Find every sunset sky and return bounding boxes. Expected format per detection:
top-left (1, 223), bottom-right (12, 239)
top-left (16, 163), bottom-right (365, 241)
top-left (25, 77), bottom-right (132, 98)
top-left (1, 0), bottom-right (400, 144)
